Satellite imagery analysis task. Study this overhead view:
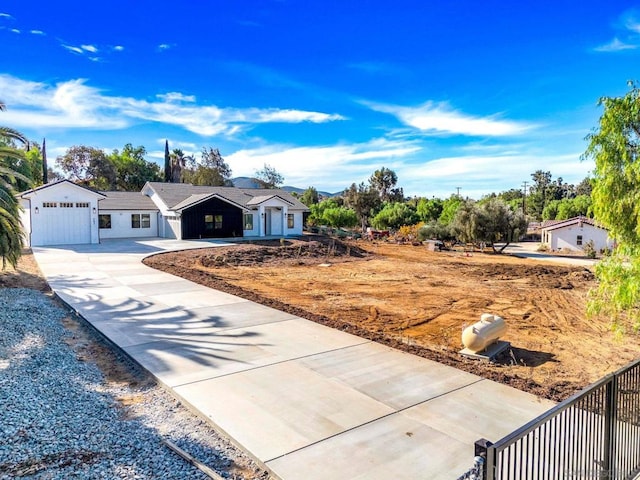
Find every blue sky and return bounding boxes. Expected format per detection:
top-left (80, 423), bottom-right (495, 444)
top-left (1, 1), bottom-right (639, 198)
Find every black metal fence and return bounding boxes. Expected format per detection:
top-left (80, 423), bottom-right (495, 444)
top-left (475, 359), bottom-right (640, 480)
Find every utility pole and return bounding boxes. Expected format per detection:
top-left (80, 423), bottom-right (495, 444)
top-left (521, 181), bottom-right (528, 215)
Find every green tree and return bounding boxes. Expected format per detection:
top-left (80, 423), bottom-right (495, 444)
top-left (450, 199), bottom-right (527, 252)
top-left (417, 221), bottom-right (454, 243)
top-left (583, 82), bottom-right (640, 328)
top-left (323, 207), bottom-right (358, 229)
top-left (438, 195), bottom-right (463, 225)
top-left (308, 198), bottom-right (340, 226)
top-left (416, 197), bottom-right (443, 222)
top-left (343, 182), bottom-right (381, 231)
top-left (370, 202), bottom-right (419, 230)
top-left (300, 186), bottom-right (319, 206)
top-left (369, 167), bottom-right (402, 202)
top-left (254, 163), bottom-right (284, 189)
top-left (110, 144), bottom-right (162, 191)
top-left (56, 146), bottom-right (117, 190)
top-left (164, 140), bottom-right (171, 182)
top-left (183, 147), bottom-right (232, 186)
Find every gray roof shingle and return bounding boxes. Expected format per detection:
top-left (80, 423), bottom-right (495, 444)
top-left (99, 191), bottom-right (158, 210)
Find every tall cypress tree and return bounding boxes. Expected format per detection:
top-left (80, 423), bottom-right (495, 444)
top-left (164, 139), bottom-right (171, 182)
top-left (42, 138), bottom-right (48, 184)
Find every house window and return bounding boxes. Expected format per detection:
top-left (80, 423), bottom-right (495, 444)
top-left (76, 202), bottom-right (89, 208)
top-left (244, 213), bottom-right (254, 230)
top-left (99, 214), bottom-right (112, 229)
top-left (43, 202), bottom-right (57, 208)
top-left (204, 214), bottom-right (214, 231)
top-left (132, 213), bottom-right (151, 228)
top-left (60, 202), bottom-right (74, 208)
top-left (577, 235), bottom-right (583, 246)
top-left (287, 213), bottom-right (295, 229)
top-left (215, 215), bottom-right (223, 229)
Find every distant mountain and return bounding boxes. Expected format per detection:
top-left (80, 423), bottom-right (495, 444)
top-left (231, 177), bottom-right (338, 197)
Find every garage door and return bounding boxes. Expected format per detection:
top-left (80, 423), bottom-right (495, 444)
top-left (36, 202), bottom-right (91, 245)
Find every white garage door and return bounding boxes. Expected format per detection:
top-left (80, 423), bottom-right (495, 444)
top-left (37, 202), bottom-right (91, 245)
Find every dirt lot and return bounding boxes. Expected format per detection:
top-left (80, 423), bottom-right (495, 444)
top-left (144, 236), bottom-right (640, 402)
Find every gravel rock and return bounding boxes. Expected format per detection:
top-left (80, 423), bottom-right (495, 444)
top-left (0, 289), bottom-right (270, 479)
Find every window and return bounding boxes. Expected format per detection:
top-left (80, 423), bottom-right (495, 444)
top-left (76, 202), bottom-right (89, 208)
top-left (287, 213), bottom-right (295, 229)
top-left (43, 202), bottom-right (57, 208)
top-left (99, 214), bottom-right (112, 229)
top-left (131, 213), bottom-right (151, 229)
top-left (205, 214), bottom-right (223, 231)
top-left (204, 214), bottom-right (214, 231)
top-left (60, 202), bottom-right (74, 208)
top-left (577, 235), bottom-right (583, 246)
top-left (244, 213), bottom-right (254, 230)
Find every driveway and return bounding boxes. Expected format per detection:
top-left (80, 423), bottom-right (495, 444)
top-left (34, 238), bottom-right (555, 480)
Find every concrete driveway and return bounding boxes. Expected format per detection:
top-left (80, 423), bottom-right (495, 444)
top-left (33, 238), bottom-right (555, 480)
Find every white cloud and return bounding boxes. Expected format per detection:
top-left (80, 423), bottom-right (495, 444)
top-left (10, 28), bottom-right (20, 34)
top-left (367, 101), bottom-right (534, 137)
top-left (400, 152), bottom-right (592, 198)
top-left (226, 138), bottom-right (420, 190)
top-left (156, 92), bottom-right (196, 103)
top-left (594, 37), bottom-right (637, 52)
top-left (62, 44), bottom-right (84, 54)
top-left (113, 45), bottom-right (124, 51)
top-left (30, 29), bottom-right (45, 35)
top-left (81, 44), bottom-right (98, 53)
top-left (0, 13), bottom-right (13, 19)
top-left (158, 43), bottom-right (173, 51)
top-left (0, 74), bottom-right (345, 136)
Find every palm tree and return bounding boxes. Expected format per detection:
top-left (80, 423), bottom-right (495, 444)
top-left (0, 102), bottom-right (30, 268)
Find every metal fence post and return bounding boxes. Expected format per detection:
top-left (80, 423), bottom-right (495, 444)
top-left (601, 376), bottom-right (618, 480)
top-left (475, 438), bottom-right (492, 480)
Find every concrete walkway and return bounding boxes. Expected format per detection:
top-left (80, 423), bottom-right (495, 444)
top-left (33, 238), bottom-right (555, 480)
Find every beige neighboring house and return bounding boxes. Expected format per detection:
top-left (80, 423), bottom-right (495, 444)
top-left (540, 216), bottom-right (614, 253)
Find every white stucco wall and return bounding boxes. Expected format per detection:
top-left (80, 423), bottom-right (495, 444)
top-left (98, 210), bottom-right (158, 239)
top-left (243, 211), bottom-right (260, 237)
top-left (546, 223), bottom-right (612, 252)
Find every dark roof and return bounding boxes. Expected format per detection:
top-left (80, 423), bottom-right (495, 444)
top-left (19, 179), bottom-right (106, 198)
top-left (143, 182), bottom-right (309, 212)
top-left (98, 191), bottom-right (158, 210)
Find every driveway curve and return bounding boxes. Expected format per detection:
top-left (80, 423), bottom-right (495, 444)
top-left (34, 238), bottom-right (555, 480)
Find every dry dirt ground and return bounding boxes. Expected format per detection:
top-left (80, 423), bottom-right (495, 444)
top-left (144, 236), bottom-right (640, 402)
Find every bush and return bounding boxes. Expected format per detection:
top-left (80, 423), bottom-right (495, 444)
top-left (584, 240), bottom-right (597, 259)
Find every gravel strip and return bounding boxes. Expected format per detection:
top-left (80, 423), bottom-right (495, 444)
top-left (0, 288), bottom-right (270, 479)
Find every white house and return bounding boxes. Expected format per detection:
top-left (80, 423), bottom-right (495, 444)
top-left (19, 180), bottom-right (309, 246)
top-left (540, 216), bottom-right (613, 253)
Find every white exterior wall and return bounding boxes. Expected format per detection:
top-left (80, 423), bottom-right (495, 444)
top-left (20, 182), bottom-right (102, 246)
top-left (547, 223), bottom-right (612, 252)
top-left (166, 216), bottom-right (181, 239)
top-left (98, 210), bottom-right (158, 239)
top-left (243, 211), bottom-right (260, 237)
top-left (285, 211), bottom-right (304, 236)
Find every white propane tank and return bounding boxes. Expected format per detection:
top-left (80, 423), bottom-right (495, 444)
top-left (461, 313), bottom-right (507, 353)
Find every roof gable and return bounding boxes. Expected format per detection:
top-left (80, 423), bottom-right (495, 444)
top-left (541, 216), bottom-right (605, 232)
top-left (20, 179), bottom-right (106, 199)
top-left (142, 182), bottom-right (309, 212)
